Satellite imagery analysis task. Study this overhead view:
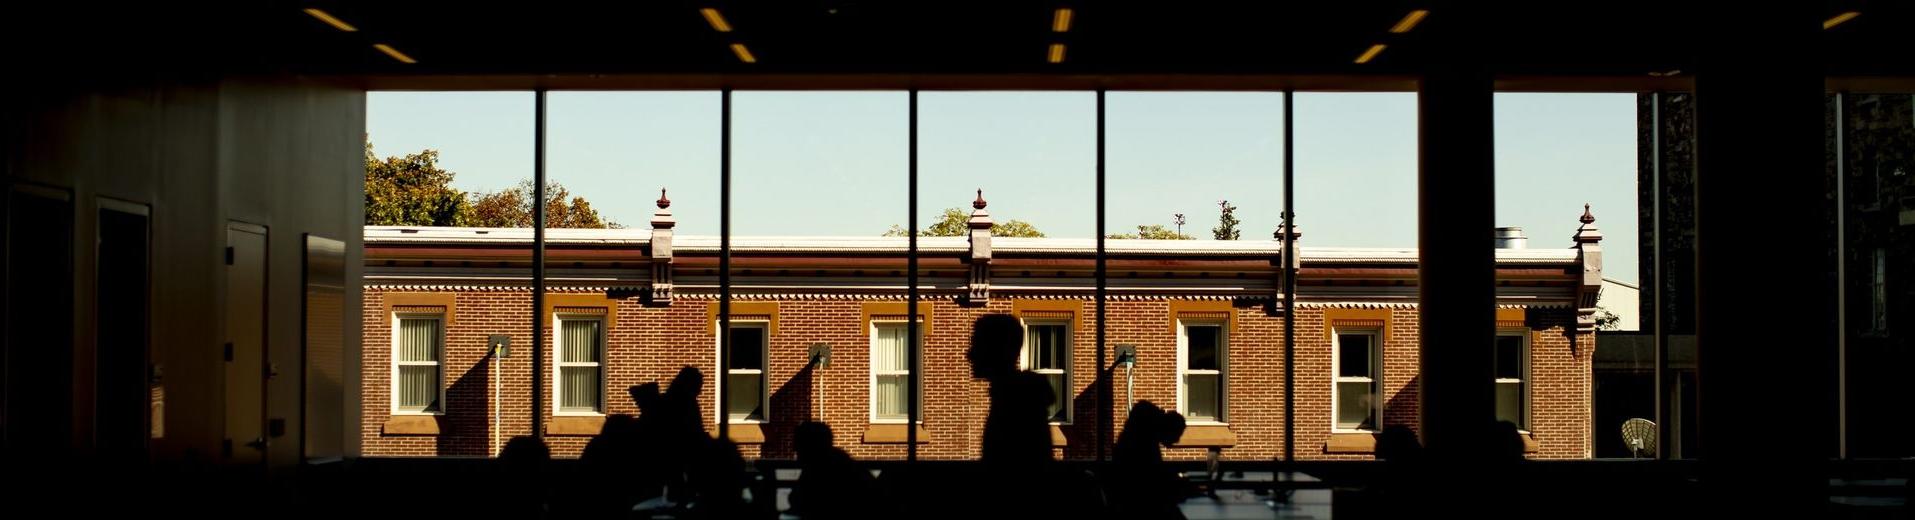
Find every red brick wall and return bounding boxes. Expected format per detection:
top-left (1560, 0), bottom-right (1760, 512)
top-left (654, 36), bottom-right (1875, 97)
top-left (361, 289), bottom-right (1591, 460)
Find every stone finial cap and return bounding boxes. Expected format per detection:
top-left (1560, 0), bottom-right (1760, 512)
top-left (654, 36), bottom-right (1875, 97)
top-left (1573, 203), bottom-right (1602, 244)
top-left (968, 189), bottom-right (994, 230)
top-left (651, 187), bottom-right (677, 230)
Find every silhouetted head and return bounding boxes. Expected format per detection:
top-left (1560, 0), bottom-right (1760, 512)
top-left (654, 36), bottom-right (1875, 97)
top-left (1118, 401), bottom-right (1166, 453)
top-left (667, 366), bottom-right (704, 400)
top-left (967, 314), bottom-right (1024, 379)
top-left (1375, 425), bottom-right (1423, 462)
top-left (794, 421), bottom-right (835, 458)
top-left (599, 414), bottom-right (637, 436)
top-left (1160, 412), bottom-right (1187, 447)
top-left (1492, 421), bottom-right (1526, 462)
top-left (628, 382), bottom-right (662, 412)
top-left (498, 435), bottom-right (551, 468)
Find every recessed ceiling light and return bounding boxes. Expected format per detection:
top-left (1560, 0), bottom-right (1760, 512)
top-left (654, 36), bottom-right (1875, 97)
top-left (1048, 43), bottom-right (1066, 64)
top-left (303, 8), bottom-right (357, 32)
top-left (1824, 11), bottom-right (1860, 30)
top-left (373, 43), bottom-right (416, 64)
top-left (1390, 10), bottom-right (1428, 34)
top-left (702, 8), bottom-right (733, 32)
top-left (1354, 44), bottom-right (1386, 64)
top-left (731, 43), bottom-right (757, 63)
top-left (1053, 8), bottom-right (1073, 32)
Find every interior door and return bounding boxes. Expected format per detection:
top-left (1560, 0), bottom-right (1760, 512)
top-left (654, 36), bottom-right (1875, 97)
top-left (224, 223), bottom-right (266, 465)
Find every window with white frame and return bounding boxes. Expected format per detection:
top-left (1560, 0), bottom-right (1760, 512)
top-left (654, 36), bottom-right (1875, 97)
top-left (871, 321), bottom-right (921, 423)
top-left (1023, 321), bottom-right (1071, 423)
top-left (1333, 330), bottom-right (1381, 431)
top-left (555, 315), bottom-right (605, 414)
top-left (393, 314), bottom-right (444, 413)
top-left (724, 322), bottom-right (769, 422)
top-left (1493, 332), bottom-right (1529, 429)
top-left (1179, 321), bottom-right (1226, 423)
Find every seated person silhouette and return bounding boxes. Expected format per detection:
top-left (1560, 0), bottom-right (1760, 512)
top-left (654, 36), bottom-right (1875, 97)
top-left (1111, 401), bottom-right (1190, 519)
top-left (788, 421), bottom-right (875, 519)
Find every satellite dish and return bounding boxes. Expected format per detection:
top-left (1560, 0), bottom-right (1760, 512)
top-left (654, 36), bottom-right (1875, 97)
top-left (1621, 418), bottom-right (1657, 458)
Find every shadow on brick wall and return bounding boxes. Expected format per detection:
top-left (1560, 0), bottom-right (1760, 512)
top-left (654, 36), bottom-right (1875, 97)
top-left (437, 356), bottom-right (491, 456)
top-left (762, 363), bottom-right (816, 459)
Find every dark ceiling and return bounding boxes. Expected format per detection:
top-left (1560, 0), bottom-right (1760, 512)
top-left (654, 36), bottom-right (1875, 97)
top-left (11, 0), bottom-right (1908, 91)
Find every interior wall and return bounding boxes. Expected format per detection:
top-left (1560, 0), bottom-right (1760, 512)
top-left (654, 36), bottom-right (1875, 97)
top-left (2, 76), bottom-right (366, 474)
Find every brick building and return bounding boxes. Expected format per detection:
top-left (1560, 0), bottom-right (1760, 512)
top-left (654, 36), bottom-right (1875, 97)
top-left (360, 194), bottom-right (1607, 461)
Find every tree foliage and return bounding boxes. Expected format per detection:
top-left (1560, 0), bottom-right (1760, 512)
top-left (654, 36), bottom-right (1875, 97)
top-left (1594, 306), bottom-right (1623, 331)
top-left (1212, 200), bottom-right (1242, 240)
top-left (1108, 224), bottom-right (1194, 240)
top-left (365, 142), bottom-right (616, 229)
top-left (364, 143), bottom-right (470, 226)
top-left (466, 179), bottom-right (619, 229)
top-left (883, 208), bottom-right (1045, 237)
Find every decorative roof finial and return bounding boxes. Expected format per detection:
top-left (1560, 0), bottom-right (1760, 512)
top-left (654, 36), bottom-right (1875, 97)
top-left (973, 188), bottom-right (988, 210)
top-left (657, 188), bottom-right (671, 209)
top-left (1580, 203), bottom-right (1595, 224)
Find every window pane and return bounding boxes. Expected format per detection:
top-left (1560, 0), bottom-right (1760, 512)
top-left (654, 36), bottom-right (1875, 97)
top-left (561, 319), bottom-right (600, 363)
top-left (923, 92), bottom-right (1095, 238)
top-left (727, 372), bottom-right (764, 421)
top-left (1030, 324), bottom-right (1067, 370)
top-left (1336, 381), bottom-right (1376, 430)
top-left (729, 326), bottom-right (764, 370)
top-left (874, 324), bottom-right (906, 372)
top-left (1186, 325), bottom-right (1220, 370)
top-left (399, 318), bottom-right (439, 362)
top-left (1185, 373), bottom-right (1220, 421)
top-left (1044, 373), bottom-right (1067, 422)
top-left (1496, 381), bottom-right (1524, 427)
top-left (876, 374), bottom-right (906, 420)
top-left (561, 366), bottom-right (599, 412)
top-left (1337, 333), bottom-right (1371, 378)
top-left (1495, 335), bottom-right (1523, 380)
top-left (398, 365), bottom-right (438, 411)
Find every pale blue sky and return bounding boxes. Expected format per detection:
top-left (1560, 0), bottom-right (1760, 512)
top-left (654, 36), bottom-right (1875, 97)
top-left (367, 91), bottom-right (1638, 283)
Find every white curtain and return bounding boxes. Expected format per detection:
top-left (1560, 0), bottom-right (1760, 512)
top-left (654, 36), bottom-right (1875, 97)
top-left (397, 318), bottom-right (439, 411)
top-left (874, 325), bottom-right (907, 419)
top-left (560, 320), bottom-right (601, 411)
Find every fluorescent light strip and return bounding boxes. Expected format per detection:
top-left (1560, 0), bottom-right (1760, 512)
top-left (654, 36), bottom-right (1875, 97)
top-left (731, 43), bottom-right (757, 63)
top-left (1053, 8), bottom-right (1073, 32)
top-left (702, 8), bottom-right (733, 32)
top-left (1048, 43), bottom-right (1066, 63)
top-left (1390, 9), bottom-right (1428, 33)
top-left (373, 43), bottom-right (417, 64)
top-left (303, 8), bottom-right (358, 32)
top-left (1354, 43), bottom-right (1386, 64)
top-left (1824, 11), bottom-right (1859, 30)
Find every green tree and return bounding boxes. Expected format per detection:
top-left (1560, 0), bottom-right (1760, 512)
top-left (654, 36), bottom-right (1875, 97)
top-left (884, 208), bottom-right (1045, 237)
top-left (1594, 306), bottom-right (1622, 331)
top-left (1212, 200), bottom-right (1241, 240)
top-left (1108, 224), bottom-right (1194, 240)
top-left (364, 143), bottom-right (470, 226)
top-left (466, 179), bottom-right (619, 229)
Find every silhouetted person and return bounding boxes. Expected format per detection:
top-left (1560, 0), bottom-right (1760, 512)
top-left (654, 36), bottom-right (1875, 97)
top-left (496, 436), bottom-right (552, 518)
top-left (1492, 420), bottom-right (1527, 463)
top-left (1110, 401), bottom-right (1189, 519)
top-left (566, 414), bottom-right (645, 519)
top-left (788, 422), bottom-right (875, 519)
top-left (1374, 425), bottom-right (1422, 463)
top-left (969, 314), bottom-right (1055, 469)
top-left (966, 313), bottom-right (1063, 515)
